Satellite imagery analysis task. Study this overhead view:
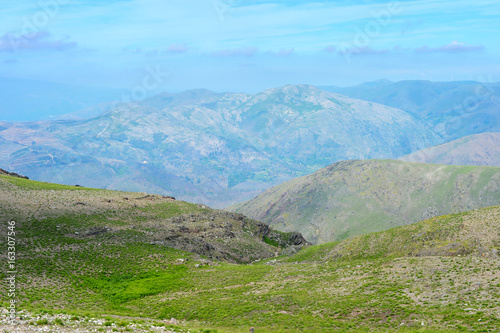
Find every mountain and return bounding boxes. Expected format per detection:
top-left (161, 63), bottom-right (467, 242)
top-left (0, 76), bottom-right (123, 122)
top-left (321, 80), bottom-right (500, 141)
top-left (401, 132), bottom-right (500, 166)
top-left (0, 85), bottom-right (437, 207)
top-left (1, 172), bottom-right (499, 331)
top-left (230, 159), bottom-right (500, 244)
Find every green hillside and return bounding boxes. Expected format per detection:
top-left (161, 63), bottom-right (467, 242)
top-left (0, 170), bottom-right (307, 264)
top-left (1, 173), bottom-right (500, 332)
top-left (230, 159), bottom-right (500, 244)
top-left (289, 205), bottom-right (500, 262)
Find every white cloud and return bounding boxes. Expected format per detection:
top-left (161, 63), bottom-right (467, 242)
top-left (416, 41), bottom-right (485, 53)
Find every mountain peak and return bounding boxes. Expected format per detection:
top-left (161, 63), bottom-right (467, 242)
top-left (138, 88), bottom-right (226, 109)
top-left (268, 84), bottom-right (319, 93)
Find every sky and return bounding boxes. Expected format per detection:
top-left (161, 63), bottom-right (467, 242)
top-left (0, 0), bottom-right (499, 93)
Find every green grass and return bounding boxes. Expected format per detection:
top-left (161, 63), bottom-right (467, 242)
top-left (0, 175), bottom-right (98, 191)
top-left (80, 267), bottom-right (191, 304)
top-left (136, 201), bottom-right (208, 219)
top-left (284, 240), bottom-right (340, 262)
top-left (2, 174), bottom-right (500, 332)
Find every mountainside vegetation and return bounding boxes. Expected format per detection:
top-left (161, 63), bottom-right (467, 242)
top-left (0, 85), bottom-right (437, 208)
top-left (1, 174), bottom-right (499, 332)
top-left (0, 170), bottom-right (307, 265)
top-left (230, 159), bottom-right (500, 244)
top-left (401, 132), bottom-right (500, 167)
top-left (291, 205), bottom-right (500, 262)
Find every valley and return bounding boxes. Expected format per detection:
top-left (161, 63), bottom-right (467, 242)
top-left (1, 81), bottom-right (499, 332)
top-left (2, 1), bottom-right (499, 331)
top-left (1, 172), bottom-right (499, 332)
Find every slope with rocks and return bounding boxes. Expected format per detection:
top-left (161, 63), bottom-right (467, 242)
top-left (230, 159), bottom-right (500, 244)
top-left (4, 206), bottom-right (498, 332)
top-left (0, 173), bottom-right (307, 266)
top-left (401, 132), bottom-right (500, 166)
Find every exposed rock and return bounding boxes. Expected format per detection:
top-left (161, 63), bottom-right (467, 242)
top-left (0, 173), bottom-right (310, 264)
top-left (0, 168), bottom-right (29, 179)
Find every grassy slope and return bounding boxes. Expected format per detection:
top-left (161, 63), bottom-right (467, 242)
top-left (0, 175), bottom-right (301, 323)
top-left (0, 174), bottom-right (306, 263)
top-left (1, 175), bottom-right (499, 332)
top-left (230, 159), bottom-right (500, 244)
top-left (288, 205), bottom-right (500, 262)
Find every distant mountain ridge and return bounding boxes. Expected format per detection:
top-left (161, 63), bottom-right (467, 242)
top-left (401, 132), bottom-right (500, 166)
top-left (230, 159), bottom-right (500, 244)
top-left (0, 85), bottom-right (437, 207)
top-left (321, 80), bottom-right (500, 141)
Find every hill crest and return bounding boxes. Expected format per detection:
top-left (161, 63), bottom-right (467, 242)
top-left (231, 159), bottom-right (500, 244)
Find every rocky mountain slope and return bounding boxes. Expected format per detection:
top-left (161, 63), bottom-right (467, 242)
top-left (322, 80), bottom-right (500, 141)
top-left (401, 132), bottom-right (500, 166)
top-left (230, 159), bottom-right (500, 244)
top-left (0, 171), bottom-right (307, 265)
top-left (0, 85), bottom-right (437, 207)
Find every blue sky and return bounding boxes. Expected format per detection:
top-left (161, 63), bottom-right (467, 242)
top-left (0, 0), bottom-right (498, 93)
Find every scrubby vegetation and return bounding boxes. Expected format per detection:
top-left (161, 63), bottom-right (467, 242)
top-left (231, 159), bottom-right (500, 244)
top-left (1, 174), bottom-right (499, 332)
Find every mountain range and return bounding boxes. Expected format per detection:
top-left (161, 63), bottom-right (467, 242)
top-left (0, 84), bottom-right (438, 207)
top-left (231, 159), bottom-right (500, 244)
top-left (322, 80), bottom-right (500, 141)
